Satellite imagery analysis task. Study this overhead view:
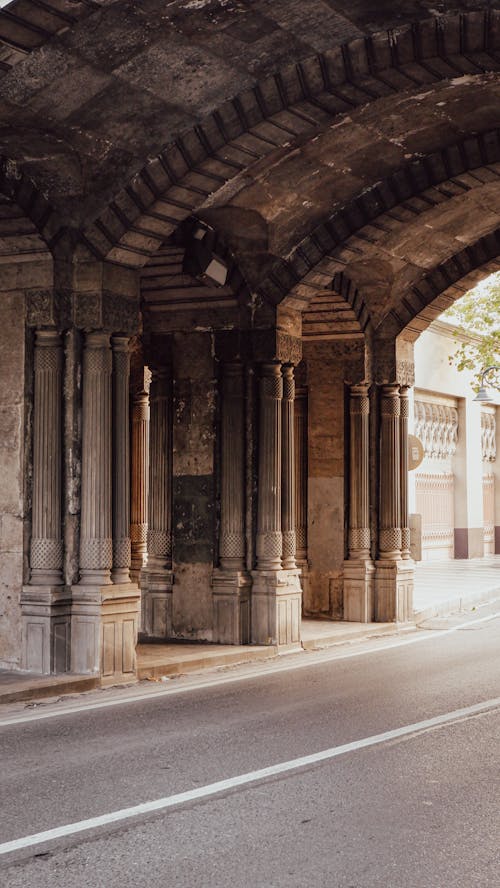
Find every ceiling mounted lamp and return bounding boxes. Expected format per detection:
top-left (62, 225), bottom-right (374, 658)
top-left (473, 365), bottom-right (500, 403)
top-left (182, 221), bottom-right (229, 287)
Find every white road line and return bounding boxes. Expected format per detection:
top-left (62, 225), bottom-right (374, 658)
top-left (1, 696), bottom-right (499, 857)
top-left (1, 607), bottom-right (499, 728)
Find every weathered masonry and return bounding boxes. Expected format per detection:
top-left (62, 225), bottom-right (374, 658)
top-left (1, 0), bottom-right (500, 680)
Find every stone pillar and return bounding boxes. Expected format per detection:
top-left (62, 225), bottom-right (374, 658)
top-left (21, 329), bottom-right (70, 673)
top-left (375, 384), bottom-right (413, 622)
top-left (294, 387), bottom-right (308, 567)
top-left (130, 388), bottom-right (149, 582)
top-left (212, 363), bottom-right (250, 643)
top-left (72, 331), bottom-right (139, 681)
top-left (252, 363), bottom-right (301, 649)
top-left (140, 366), bottom-right (173, 638)
top-left (111, 335), bottom-right (131, 585)
top-left (400, 386), bottom-right (411, 560)
top-left (343, 384), bottom-right (374, 622)
top-left (281, 364), bottom-right (296, 571)
top-left (79, 331), bottom-right (113, 586)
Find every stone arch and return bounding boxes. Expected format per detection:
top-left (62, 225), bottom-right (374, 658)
top-left (80, 8), bottom-right (500, 267)
top-left (259, 132), bottom-right (500, 338)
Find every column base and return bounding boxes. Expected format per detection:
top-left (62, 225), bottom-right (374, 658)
top-left (343, 559), bottom-right (375, 622)
top-left (212, 569), bottom-right (251, 644)
top-left (375, 559), bottom-right (414, 623)
top-left (21, 586), bottom-right (72, 675)
top-left (71, 582), bottom-right (140, 685)
top-left (251, 569), bottom-right (302, 649)
top-left (139, 568), bottom-right (173, 640)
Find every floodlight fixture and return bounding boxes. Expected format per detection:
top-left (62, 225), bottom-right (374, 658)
top-left (182, 221), bottom-right (229, 287)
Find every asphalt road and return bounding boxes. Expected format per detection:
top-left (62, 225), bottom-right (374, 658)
top-left (0, 605), bottom-right (499, 888)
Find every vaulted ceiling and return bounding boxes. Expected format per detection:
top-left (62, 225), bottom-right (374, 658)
top-left (1, 0), bottom-right (500, 338)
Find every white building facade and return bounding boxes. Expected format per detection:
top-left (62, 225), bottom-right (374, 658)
top-left (410, 320), bottom-right (499, 561)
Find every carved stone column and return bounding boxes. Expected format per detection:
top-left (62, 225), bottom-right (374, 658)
top-left (72, 330), bottom-right (140, 680)
top-left (21, 329), bottom-right (70, 673)
top-left (378, 384), bottom-right (402, 561)
top-left (344, 384), bottom-right (374, 622)
top-left (252, 363), bottom-right (301, 649)
top-left (375, 384), bottom-right (412, 622)
top-left (294, 387), bottom-right (308, 567)
top-left (140, 366), bottom-right (173, 638)
top-left (400, 386), bottom-right (411, 560)
top-left (130, 389), bottom-right (149, 582)
top-left (111, 335), bottom-right (131, 585)
top-left (79, 331), bottom-right (113, 586)
top-left (212, 363), bottom-right (250, 643)
top-left (281, 364), bottom-right (296, 571)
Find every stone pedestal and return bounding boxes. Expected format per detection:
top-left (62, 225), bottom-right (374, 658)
top-left (251, 569), bottom-right (302, 649)
top-left (71, 583), bottom-right (140, 684)
top-left (140, 367), bottom-right (173, 638)
top-left (343, 560), bottom-right (375, 622)
top-left (212, 363), bottom-right (251, 643)
top-left (21, 587), bottom-right (71, 674)
top-left (375, 560), bottom-right (413, 623)
top-left (212, 569), bottom-right (251, 644)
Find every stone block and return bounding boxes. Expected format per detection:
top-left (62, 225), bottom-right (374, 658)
top-left (343, 560), bottom-right (375, 622)
top-left (21, 586), bottom-right (71, 674)
top-left (140, 568), bottom-right (173, 640)
top-left (71, 583), bottom-right (140, 684)
top-left (251, 569), bottom-right (301, 649)
top-left (375, 560), bottom-right (414, 623)
top-left (212, 569), bottom-right (251, 644)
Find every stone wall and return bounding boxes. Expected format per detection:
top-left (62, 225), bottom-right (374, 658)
top-left (0, 258), bottom-right (53, 667)
top-left (172, 332), bottom-right (217, 639)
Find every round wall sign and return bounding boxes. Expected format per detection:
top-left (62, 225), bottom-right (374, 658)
top-left (408, 434), bottom-right (425, 471)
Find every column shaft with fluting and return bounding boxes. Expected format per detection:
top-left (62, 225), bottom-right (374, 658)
top-left (219, 363), bottom-right (246, 570)
top-left (147, 367), bottom-right (172, 573)
top-left (256, 363), bottom-right (283, 571)
top-left (378, 384), bottom-right (402, 560)
top-left (294, 388), bottom-right (308, 564)
top-left (130, 390), bottom-right (149, 578)
top-left (111, 335), bottom-right (131, 584)
top-left (348, 384), bottom-right (371, 560)
top-left (399, 386), bottom-right (411, 559)
top-left (29, 329), bottom-right (63, 586)
top-left (79, 331), bottom-right (113, 585)
top-left (281, 364), bottom-right (296, 570)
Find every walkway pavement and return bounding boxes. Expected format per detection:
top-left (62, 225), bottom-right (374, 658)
top-left (1, 557), bottom-right (499, 703)
top-left (413, 555), bottom-right (500, 622)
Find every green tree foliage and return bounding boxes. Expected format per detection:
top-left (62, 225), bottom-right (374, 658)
top-left (442, 273), bottom-right (500, 391)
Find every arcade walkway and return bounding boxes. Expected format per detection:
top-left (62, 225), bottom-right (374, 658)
top-left (1, 558), bottom-right (499, 703)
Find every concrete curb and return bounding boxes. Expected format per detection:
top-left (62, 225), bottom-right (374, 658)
top-left (0, 674), bottom-right (100, 705)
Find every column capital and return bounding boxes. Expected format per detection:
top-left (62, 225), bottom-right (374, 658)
top-left (85, 329), bottom-right (111, 349)
top-left (260, 362), bottom-right (283, 401)
top-left (35, 328), bottom-right (62, 348)
top-left (380, 384), bottom-right (401, 417)
top-left (111, 333), bottom-right (131, 352)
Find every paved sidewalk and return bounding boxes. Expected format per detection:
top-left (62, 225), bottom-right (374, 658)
top-left (2, 556), bottom-right (499, 703)
top-left (414, 555), bottom-right (500, 622)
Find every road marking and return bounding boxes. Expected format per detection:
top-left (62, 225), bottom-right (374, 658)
top-left (1, 607), bottom-right (499, 728)
top-left (1, 695), bottom-right (499, 857)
